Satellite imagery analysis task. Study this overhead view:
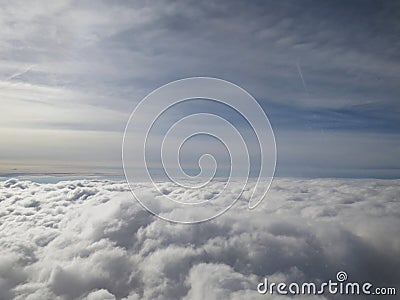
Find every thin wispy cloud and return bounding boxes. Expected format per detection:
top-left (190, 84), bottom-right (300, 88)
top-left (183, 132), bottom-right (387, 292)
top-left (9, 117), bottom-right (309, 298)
top-left (0, 0), bottom-right (399, 177)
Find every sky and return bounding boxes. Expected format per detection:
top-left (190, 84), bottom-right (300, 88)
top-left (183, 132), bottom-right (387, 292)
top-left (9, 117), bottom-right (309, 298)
top-left (1, 0), bottom-right (399, 178)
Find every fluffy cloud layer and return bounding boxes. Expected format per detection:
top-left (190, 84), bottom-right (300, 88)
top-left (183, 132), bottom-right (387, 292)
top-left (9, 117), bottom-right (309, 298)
top-left (0, 178), bottom-right (399, 299)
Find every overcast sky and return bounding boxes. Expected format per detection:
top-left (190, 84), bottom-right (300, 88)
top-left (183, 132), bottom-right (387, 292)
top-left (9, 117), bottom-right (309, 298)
top-left (1, 0), bottom-right (399, 178)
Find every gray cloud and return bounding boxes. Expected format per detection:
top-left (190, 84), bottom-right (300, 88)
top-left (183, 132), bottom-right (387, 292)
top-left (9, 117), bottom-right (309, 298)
top-left (2, 1), bottom-right (399, 110)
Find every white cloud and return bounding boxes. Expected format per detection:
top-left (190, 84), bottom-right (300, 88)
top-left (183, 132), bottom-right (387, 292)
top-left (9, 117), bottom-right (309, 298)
top-left (0, 177), bottom-right (399, 299)
top-left (85, 289), bottom-right (116, 300)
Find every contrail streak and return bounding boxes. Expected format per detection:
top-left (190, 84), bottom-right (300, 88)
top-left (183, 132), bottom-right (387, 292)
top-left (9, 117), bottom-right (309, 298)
top-left (296, 62), bottom-right (309, 95)
top-left (6, 65), bottom-right (34, 81)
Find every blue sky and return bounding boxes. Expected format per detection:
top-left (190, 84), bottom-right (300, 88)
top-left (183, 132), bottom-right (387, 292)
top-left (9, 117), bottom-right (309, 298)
top-left (0, 0), bottom-right (399, 178)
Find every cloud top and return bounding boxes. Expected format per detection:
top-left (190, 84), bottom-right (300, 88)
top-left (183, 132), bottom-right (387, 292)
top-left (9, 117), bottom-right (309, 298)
top-left (0, 177), bottom-right (399, 299)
